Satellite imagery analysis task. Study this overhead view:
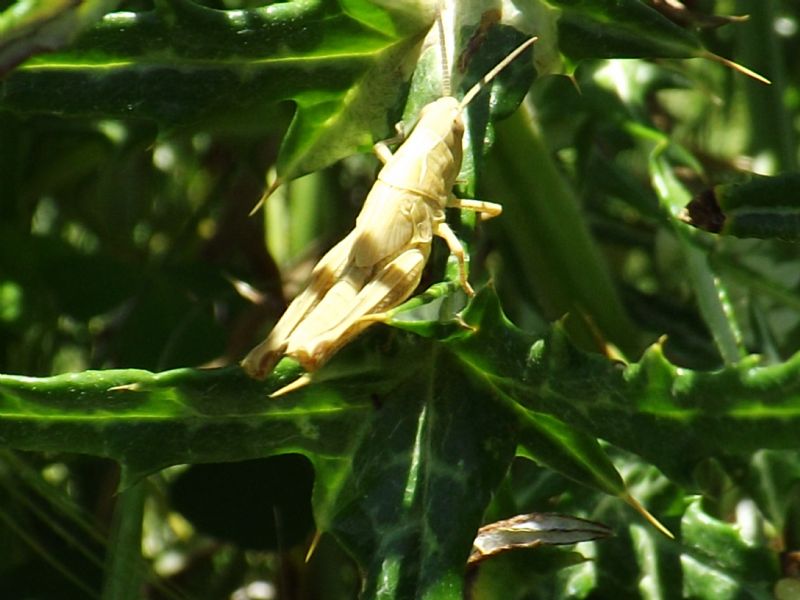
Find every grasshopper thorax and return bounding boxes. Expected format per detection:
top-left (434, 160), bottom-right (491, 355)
top-left (376, 96), bottom-right (464, 208)
top-left (375, 34), bottom-right (538, 208)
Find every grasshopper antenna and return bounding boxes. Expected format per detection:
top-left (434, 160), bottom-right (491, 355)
top-left (436, 9), bottom-right (452, 97)
top-left (459, 36), bottom-right (538, 111)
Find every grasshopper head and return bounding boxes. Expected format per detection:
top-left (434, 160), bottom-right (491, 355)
top-left (417, 96), bottom-right (464, 140)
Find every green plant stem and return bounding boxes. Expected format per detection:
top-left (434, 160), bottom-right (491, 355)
top-left (649, 151), bottom-right (745, 364)
top-left (735, 0), bottom-right (796, 171)
top-left (678, 228), bottom-right (744, 365)
top-left (101, 479), bottom-right (146, 600)
top-left (485, 103), bottom-right (644, 358)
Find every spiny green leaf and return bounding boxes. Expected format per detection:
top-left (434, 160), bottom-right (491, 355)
top-left (0, 363), bottom-right (375, 483)
top-left (684, 173), bottom-right (800, 242)
top-left (516, 410), bottom-right (625, 498)
top-left (0, 0), bottom-right (120, 76)
top-left (4, 287), bottom-right (800, 595)
top-left (516, 0), bottom-right (766, 82)
top-left (681, 499), bottom-right (778, 599)
top-left (546, 0), bottom-right (702, 62)
top-left (447, 288), bottom-right (800, 485)
top-left (314, 348), bottom-right (517, 600)
top-left (0, 0), bottom-right (434, 183)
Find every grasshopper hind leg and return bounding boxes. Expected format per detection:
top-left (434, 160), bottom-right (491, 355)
top-left (286, 248), bottom-right (427, 373)
top-left (241, 231), bottom-right (359, 380)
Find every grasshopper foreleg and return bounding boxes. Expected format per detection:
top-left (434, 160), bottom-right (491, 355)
top-left (433, 197), bottom-right (503, 295)
top-left (373, 121), bottom-right (406, 164)
top-left (449, 197), bottom-right (503, 221)
top-left (373, 141), bottom-right (394, 165)
top-left (434, 222), bottom-right (475, 297)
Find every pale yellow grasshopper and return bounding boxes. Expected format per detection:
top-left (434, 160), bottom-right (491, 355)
top-left (242, 23), bottom-right (537, 392)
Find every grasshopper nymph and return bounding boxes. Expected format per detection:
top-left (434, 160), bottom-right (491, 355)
top-left (242, 23), bottom-right (537, 393)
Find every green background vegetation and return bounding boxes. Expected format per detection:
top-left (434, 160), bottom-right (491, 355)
top-left (1, 0), bottom-right (800, 598)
